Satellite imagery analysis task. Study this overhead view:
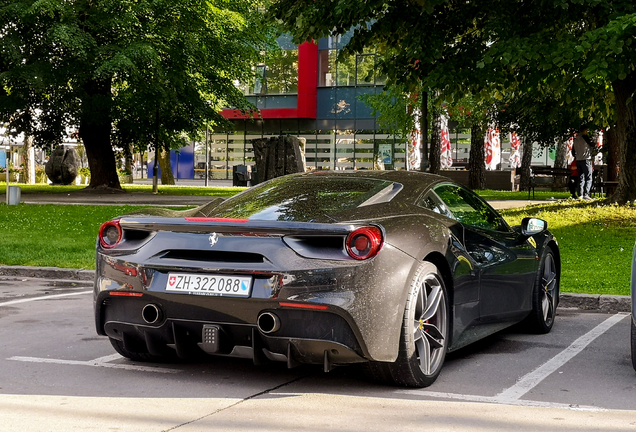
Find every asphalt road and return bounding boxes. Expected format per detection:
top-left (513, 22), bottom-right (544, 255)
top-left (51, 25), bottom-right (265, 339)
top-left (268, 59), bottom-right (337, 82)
top-left (1, 275), bottom-right (635, 432)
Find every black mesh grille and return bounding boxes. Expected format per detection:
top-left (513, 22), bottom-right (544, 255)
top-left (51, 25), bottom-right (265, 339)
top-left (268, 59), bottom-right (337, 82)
top-left (161, 250), bottom-right (264, 263)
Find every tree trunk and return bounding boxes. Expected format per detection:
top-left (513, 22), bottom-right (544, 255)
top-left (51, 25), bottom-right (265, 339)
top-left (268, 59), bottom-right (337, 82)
top-left (23, 135), bottom-right (36, 184)
top-left (519, 137), bottom-right (533, 191)
top-left (468, 124), bottom-right (486, 189)
top-left (125, 143), bottom-right (134, 175)
top-left (79, 78), bottom-right (122, 190)
top-left (158, 145), bottom-right (175, 185)
top-left (554, 139), bottom-right (568, 188)
top-left (420, 91), bottom-right (429, 172)
top-left (429, 112), bottom-right (442, 174)
top-left (611, 72), bottom-right (636, 204)
top-left (606, 128), bottom-right (619, 181)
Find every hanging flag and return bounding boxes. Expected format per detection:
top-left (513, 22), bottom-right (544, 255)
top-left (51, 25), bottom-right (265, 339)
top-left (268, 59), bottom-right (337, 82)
top-left (484, 127), bottom-right (500, 170)
top-left (509, 132), bottom-right (521, 169)
top-left (407, 107), bottom-right (421, 171)
top-left (440, 115), bottom-right (453, 169)
top-left (484, 128), bottom-right (492, 167)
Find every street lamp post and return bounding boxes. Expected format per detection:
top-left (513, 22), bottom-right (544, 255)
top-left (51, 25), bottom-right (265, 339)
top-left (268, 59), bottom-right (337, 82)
top-left (4, 145), bottom-right (9, 205)
top-left (153, 107), bottom-right (159, 194)
top-left (205, 124), bottom-right (209, 187)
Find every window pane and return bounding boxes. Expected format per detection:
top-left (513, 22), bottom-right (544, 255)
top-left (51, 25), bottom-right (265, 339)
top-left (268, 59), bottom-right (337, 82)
top-left (433, 184), bottom-right (507, 231)
top-left (265, 49), bottom-right (298, 94)
top-left (417, 193), bottom-right (455, 219)
top-left (356, 54), bottom-right (375, 85)
top-left (318, 50), bottom-right (337, 87)
top-left (336, 54), bottom-right (356, 86)
top-left (211, 176), bottom-right (395, 222)
top-left (254, 65), bottom-right (266, 94)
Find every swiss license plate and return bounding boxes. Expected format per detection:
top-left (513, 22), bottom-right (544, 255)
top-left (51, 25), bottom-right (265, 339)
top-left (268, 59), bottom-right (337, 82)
top-left (165, 273), bottom-right (252, 297)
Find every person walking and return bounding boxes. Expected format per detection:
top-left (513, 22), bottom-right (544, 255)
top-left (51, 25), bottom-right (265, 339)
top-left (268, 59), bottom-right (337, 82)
top-left (572, 125), bottom-right (595, 200)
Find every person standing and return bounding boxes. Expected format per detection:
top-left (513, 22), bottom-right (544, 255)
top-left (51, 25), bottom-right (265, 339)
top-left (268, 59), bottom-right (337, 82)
top-left (572, 125), bottom-right (594, 200)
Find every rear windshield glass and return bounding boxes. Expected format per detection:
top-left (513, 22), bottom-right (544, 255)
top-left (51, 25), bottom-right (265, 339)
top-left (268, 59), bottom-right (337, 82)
top-left (210, 176), bottom-right (396, 222)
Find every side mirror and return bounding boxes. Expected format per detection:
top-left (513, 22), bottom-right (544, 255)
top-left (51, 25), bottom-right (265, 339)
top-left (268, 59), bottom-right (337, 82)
top-left (521, 217), bottom-right (548, 237)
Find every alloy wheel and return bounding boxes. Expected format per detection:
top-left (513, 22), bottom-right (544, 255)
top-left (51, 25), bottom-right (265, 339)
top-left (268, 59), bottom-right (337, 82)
top-left (413, 273), bottom-right (447, 375)
top-left (541, 253), bottom-right (557, 326)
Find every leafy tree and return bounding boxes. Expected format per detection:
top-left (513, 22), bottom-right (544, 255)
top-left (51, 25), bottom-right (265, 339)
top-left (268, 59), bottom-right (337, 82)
top-left (0, 0), bottom-right (272, 189)
top-left (469, 0), bottom-right (636, 202)
top-left (269, 0), bottom-right (476, 172)
top-left (271, 0), bottom-right (636, 203)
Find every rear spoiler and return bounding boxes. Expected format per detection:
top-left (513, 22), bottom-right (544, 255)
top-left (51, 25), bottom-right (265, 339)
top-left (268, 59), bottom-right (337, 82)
top-left (118, 217), bottom-right (358, 237)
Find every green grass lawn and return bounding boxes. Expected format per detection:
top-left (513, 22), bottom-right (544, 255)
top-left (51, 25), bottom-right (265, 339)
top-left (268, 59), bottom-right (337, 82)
top-left (0, 198), bottom-right (633, 296)
top-left (0, 183), bottom-right (245, 197)
top-left (501, 200), bottom-right (636, 296)
top-left (478, 189), bottom-right (573, 201)
top-left (0, 205), bottom-right (148, 269)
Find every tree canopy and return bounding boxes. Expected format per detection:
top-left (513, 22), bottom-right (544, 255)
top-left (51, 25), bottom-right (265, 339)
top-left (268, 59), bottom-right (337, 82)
top-left (0, 0), bottom-right (273, 189)
top-left (270, 0), bottom-right (636, 203)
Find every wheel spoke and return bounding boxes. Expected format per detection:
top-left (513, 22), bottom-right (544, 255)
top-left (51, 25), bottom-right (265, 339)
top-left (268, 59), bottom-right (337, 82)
top-left (543, 272), bottom-right (556, 289)
top-left (422, 323), bottom-right (444, 348)
top-left (415, 331), bottom-right (431, 375)
top-left (542, 291), bottom-right (553, 322)
top-left (542, 255), bottom-right (556, 292)
top-left (415, 283), bottom-right (426, 317)
top-left (544, 255), bottom-right (553, 275)
top-left (421, 283), bottom-right (442, 322)
top-left (413, 318), bottom-right (422, 338)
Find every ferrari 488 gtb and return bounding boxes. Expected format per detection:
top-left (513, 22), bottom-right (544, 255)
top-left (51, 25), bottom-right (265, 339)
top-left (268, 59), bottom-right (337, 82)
top-left (94, 170), bottom-right (560, 387)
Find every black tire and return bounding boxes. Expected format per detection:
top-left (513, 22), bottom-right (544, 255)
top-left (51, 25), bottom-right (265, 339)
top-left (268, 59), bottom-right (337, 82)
top-left (380, 262), bottom-right (450, 387)
top-left (109, 337), bottom-right (174, 363)
top-left (525, 249), bottom-right (559, 334)
top-left (631, 316), bottom-right (636, 372)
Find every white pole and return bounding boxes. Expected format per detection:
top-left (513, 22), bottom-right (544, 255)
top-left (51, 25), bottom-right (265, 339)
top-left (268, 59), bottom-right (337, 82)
top-left (5, 146), bottom-right (9, 205)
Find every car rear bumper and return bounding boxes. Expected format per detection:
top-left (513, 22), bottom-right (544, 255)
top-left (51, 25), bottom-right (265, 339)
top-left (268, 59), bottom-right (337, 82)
top-left (96, 289), bottom-right (366, 367)
top-left (94, 242), bottom-right (417, 363)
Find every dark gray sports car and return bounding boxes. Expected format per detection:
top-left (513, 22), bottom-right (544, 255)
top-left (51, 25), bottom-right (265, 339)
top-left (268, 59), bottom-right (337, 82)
top-left (94, 170), bottom-right (560, 387)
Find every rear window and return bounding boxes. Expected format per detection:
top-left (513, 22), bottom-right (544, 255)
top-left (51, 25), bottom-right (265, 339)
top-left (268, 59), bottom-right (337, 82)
top-left (210, 175), bottom-right (397, 222)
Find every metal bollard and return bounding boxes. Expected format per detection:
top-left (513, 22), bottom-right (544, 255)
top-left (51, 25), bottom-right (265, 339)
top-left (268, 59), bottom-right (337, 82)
top-left (7, 185), bottom-right (20, 205)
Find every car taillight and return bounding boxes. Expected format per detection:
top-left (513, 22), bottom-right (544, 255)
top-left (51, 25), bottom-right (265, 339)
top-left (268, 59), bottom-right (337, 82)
top-left (346, 226), bottom-right (383, 260)
top-left (99, 220), bottom-right (122, 249)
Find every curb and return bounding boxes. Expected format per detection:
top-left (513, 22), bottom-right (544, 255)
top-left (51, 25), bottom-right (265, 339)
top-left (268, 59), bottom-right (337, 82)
top-left (559, 292), bottom-right (632, 314)
top-left (0, 265), bottom-right (631, 314)
top-left (0, 265), bottom-right (94, 281)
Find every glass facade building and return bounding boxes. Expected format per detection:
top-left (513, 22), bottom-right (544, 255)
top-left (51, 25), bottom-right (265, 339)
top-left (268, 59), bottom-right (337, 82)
top-left (201, 34), bottom-right (407, 180)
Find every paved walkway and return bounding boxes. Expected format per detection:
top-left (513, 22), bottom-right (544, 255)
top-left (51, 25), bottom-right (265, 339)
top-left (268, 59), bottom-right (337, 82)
top-left (2, 182), bottom-right (545, 209)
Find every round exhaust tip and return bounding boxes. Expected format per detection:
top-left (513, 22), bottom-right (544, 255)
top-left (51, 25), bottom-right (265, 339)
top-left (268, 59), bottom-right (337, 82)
top-left (257, 312), bottom-right (281, 334)
top-left (142, 304), bottom-right (162, 324)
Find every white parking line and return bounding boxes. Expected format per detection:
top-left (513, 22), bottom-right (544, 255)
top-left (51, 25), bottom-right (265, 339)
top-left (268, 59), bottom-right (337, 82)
top-left (495, 312), bottom-right (629, 403)
top-left (275, 313), bottom-right (629, 412)
top-left (393, 313), bottom-right (629, 410)
top-left (276, 390), bottom-right (607, 411)
top-left (0, 291), bottom-right (92, 307)
top-left (8, 354), bottom-right (181, 374)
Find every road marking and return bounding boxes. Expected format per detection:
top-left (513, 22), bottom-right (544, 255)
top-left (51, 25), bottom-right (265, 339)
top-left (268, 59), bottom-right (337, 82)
top-left (495, 312), bottom-right (629, 403)
top-left (8, 355), bottom-right (181, 374)
top-left (0, 291), bottom-right (92, 307)
top-left (391, 313), bottom-right (629, 410)
top-left (391, 390), bottom-right (607, 411)
top-left (275, 390), bottom-right (608, 412)
top-left (276, 313), bottom-right (629, 412)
